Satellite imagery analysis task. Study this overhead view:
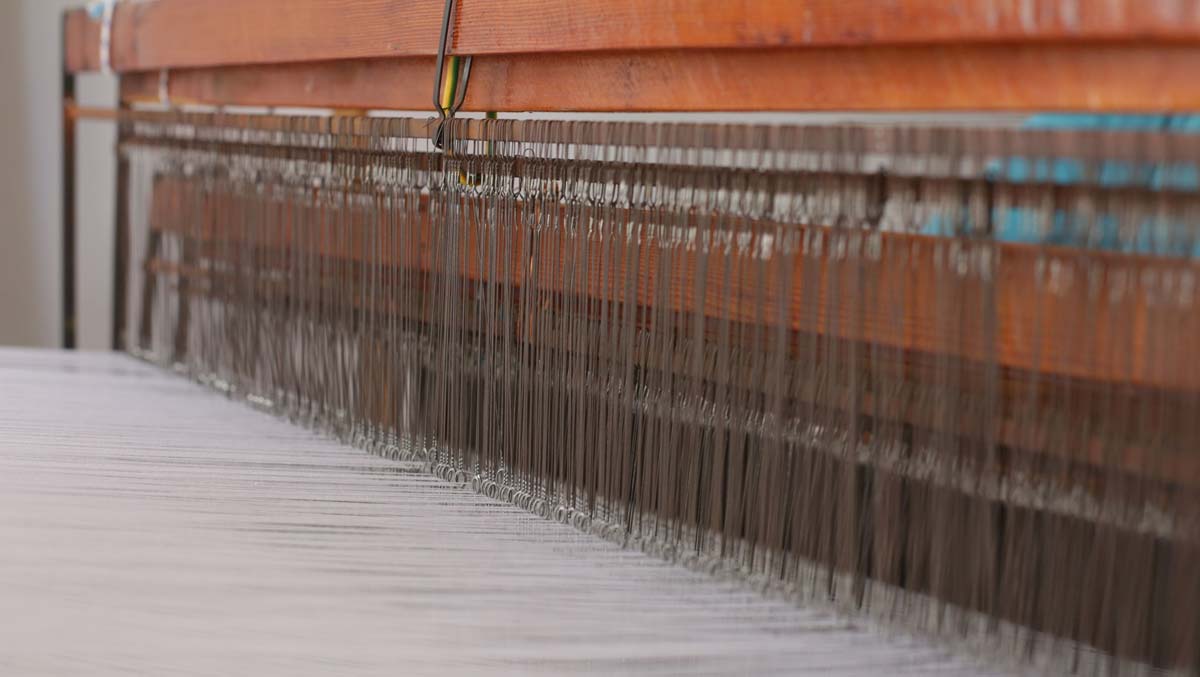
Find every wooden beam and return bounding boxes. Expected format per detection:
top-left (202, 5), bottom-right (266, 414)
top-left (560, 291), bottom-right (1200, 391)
top-left (119, 42), bottom-right (1200, 112)
top-left (63, 0), bottom-right (1200, 74)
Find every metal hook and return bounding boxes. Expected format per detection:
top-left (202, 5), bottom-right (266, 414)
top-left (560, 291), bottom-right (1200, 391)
top-left (432, 0), bottom-right (472, 151)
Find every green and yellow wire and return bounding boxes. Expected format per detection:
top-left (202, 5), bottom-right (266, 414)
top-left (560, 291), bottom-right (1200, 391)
top-left (440, 56), bottom-right (496, 186)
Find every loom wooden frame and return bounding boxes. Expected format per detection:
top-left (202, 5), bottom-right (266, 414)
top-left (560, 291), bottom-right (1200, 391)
top-left (61, 0), bottom-right (1200, 113)
top-left (51, 7), bottom-right (1200, 662)
top-left (60, 0), bottom-right (1200, 379)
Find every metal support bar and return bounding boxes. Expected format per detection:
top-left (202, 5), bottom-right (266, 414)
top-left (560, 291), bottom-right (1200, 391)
top-left (62, 14), bottom-right (77, 350)
top-left (112, 105), bottom-right (130, 351)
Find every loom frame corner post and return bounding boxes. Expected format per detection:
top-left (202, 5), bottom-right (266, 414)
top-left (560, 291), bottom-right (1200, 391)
top-left (61, 9), bottom-right (77, 350)
top-left (112, 102), bottom-right (130, 352)
top-left (60, 3), bottom-right (130, 352)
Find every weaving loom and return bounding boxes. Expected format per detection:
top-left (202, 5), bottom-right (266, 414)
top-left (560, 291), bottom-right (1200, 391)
top-left (22, 0), bottom-right (1200, 674)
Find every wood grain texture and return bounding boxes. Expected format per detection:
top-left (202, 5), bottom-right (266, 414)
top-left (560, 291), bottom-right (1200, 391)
top-left (63, 0), bottom-right (1200, 73)
top-left (118, 43), bottom-right (1200, 112)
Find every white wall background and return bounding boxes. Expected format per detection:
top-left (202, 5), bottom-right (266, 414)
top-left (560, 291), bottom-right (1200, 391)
top-left (1, 0), bottom-right (116, 349)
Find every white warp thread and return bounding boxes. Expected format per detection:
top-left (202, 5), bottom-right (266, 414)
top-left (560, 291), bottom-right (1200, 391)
top-left (0, 348), bottom-right (1014, 676)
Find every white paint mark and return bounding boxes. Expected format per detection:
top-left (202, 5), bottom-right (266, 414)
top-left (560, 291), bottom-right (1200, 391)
top-left (1020, 0), bottom-right (1037, 33)
top-left (1059, 0), bottom-right (1080, 31)
top-left (983, 0), bottom-right (1000, 30)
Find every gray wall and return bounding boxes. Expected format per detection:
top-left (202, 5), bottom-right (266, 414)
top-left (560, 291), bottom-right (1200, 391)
top-left (1, 0), bottom-right (116, 349)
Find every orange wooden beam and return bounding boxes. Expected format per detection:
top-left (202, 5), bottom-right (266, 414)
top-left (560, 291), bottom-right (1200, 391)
top-left (116, 42), bottom-right (1200, 113)
top-left (63, 0), bottom-right (1200, 74)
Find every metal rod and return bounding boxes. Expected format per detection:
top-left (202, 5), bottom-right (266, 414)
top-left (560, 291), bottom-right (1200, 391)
top-left (112, 102), bottom-right (130, 350)
top-left (61, 13), bottom-right (77, 350)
